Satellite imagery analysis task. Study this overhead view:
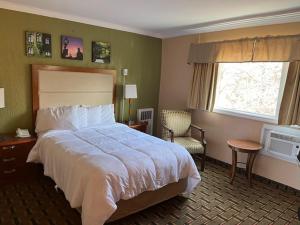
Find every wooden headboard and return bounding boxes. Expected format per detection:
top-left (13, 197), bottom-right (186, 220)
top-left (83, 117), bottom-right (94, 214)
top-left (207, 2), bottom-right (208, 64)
top-left (32, 64), bottom-right (117, 122)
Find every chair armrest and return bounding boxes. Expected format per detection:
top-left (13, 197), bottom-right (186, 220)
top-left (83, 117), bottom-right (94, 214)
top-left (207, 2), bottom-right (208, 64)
top-left (190, 124), bottom-right (205, 132)
top-left (161, 124), bottom-right (174, 142)
top-left (190, 124), bottom-right (206, 145)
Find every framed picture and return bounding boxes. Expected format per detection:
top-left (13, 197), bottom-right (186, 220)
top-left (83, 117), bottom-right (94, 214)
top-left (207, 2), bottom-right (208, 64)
top-left (25, 31), bottom-right (52, 57)
top-left (61, 35), bottom-right (83, 60)
top-left (92, 41), bottom-right (111, 63)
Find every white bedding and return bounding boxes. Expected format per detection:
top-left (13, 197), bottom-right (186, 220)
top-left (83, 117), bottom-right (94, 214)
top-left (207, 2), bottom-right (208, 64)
top-left (27, 123), bottom-right (201, 225)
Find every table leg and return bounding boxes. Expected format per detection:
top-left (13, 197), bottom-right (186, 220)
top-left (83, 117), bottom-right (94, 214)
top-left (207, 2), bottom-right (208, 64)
top-left (246, 153), bottom-right (251, 178)
top-left (230, 150), bottom-right (237, 184)
top-left (248, 153), bottom-right (257, 186)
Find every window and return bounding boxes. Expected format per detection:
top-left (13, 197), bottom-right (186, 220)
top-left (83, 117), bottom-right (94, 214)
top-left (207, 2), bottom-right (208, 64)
top-left (214, 62), bottom-right (289, 123)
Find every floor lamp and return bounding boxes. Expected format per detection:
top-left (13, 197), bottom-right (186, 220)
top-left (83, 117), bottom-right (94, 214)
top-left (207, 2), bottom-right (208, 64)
top-left (124, 84), bottom-right (137, 125)
top-left (0, 88), bottom-right (5, 141)
top-left (0, 88), bottom-right (4, 109)
top-left (121, 69), bottom-right (128, 123)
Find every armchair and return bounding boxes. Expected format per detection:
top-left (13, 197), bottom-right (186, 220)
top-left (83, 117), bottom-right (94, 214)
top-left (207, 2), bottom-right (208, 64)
top-left (161, 110), bottom-right (207, 171)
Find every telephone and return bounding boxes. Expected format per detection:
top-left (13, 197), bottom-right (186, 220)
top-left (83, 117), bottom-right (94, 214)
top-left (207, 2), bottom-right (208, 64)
top-left (16, 128), bottom-right (30, 138)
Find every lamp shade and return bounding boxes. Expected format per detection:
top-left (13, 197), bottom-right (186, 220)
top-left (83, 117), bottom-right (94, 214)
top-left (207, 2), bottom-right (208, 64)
top-left (124, 84), bottom-right (137, 99)
top-left (0, 88), bottom-right (4, 108)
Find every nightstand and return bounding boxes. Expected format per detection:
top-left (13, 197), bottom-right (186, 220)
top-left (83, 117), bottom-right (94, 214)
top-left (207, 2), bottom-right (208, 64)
top-left (0, 135), bottom-right (37, 184)
top-left (128, 121), bottom-right (148, 133)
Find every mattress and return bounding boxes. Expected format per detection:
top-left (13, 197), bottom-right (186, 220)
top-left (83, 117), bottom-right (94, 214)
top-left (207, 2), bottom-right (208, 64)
top-left (27, 123), bottom-right (201, 225)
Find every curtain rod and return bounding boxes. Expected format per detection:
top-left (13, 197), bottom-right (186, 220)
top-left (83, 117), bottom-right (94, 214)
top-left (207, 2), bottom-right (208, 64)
top-left (197, 33), bottom-right (300, 45)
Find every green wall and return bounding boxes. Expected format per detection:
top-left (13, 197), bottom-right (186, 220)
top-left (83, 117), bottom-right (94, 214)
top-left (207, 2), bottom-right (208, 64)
top-left (0, 9), bottom-right (162, 134)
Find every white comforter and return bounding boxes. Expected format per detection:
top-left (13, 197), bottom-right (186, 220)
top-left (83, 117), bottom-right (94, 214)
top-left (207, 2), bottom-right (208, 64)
top-left (27, 123), bottom-right (201, 225)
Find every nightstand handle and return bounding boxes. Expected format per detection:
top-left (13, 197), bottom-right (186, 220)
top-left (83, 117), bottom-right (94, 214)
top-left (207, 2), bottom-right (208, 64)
top-left (2, 157), bottom-right (16, 162)
top-left (2, 145), bottom-right (16, 150)
top-left (3, 169), bottom-right (16, 174)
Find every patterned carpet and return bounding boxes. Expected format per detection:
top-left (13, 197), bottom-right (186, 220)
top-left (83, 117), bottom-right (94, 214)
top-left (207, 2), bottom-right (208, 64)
top-left (0, 160), bottom-right (299, 225)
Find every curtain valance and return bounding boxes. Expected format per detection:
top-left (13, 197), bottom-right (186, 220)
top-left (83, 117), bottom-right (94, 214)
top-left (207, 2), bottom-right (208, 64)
top-left (188, 35), bottom-right (300, 64)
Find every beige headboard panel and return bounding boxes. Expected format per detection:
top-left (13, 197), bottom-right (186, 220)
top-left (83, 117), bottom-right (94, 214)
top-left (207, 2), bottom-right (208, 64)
top-left (32, 64), bottom-right (116, 121)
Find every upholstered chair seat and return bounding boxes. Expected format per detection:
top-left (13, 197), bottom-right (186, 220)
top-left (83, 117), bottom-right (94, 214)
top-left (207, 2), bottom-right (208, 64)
top-left (161, 110), bottom-right (207, 171)
top-left (171, 137), bottom-right (204, 154)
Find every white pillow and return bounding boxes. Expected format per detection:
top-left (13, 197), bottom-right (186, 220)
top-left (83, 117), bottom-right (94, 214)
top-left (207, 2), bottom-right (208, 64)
top-left (35, 106), bottom-right (80, 133)
top-left (86, 105), bottom-right (102, 127)
top-left (100, 104), bottom-right (116, 125)
top-left (77, 106), bottom-right (88, 128)
top-left (86, 104), bottom-right (115, 127)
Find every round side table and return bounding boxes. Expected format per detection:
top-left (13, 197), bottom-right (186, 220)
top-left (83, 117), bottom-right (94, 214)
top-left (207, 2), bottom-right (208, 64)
top-left (227, 139), bottom-right (262, 186)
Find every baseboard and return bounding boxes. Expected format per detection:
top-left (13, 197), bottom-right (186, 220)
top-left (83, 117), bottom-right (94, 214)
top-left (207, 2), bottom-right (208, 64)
top-left (206, 156), bottom-right (300, 194)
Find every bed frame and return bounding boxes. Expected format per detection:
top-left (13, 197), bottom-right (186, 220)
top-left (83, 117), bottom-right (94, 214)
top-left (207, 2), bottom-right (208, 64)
top-left (31, 64), bottom-right (187, 222)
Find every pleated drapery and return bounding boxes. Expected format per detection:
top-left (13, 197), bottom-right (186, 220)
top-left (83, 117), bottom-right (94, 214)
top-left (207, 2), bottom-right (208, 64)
top-left (188, 63), bottom-right (218, 111)
top-left (188, 34), bottom-right (300, 64)
top-left (279, 61), bottom-right (300, 125)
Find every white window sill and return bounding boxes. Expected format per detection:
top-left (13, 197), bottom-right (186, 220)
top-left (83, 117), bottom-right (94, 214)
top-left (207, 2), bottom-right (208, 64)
top-left (213, 108), bottom-right (278, 124)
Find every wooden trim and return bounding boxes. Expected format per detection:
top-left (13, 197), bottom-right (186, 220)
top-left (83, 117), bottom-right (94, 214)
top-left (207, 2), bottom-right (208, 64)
top-left (75, 178), bottom-right (187, 222)
top-left (31, 64), bottom-right (117, 127)
top-left (108, 178), bottom-right (187, 222)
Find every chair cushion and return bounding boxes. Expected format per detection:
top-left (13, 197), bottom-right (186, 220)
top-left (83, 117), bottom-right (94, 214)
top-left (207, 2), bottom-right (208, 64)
top-left (161, 110), bottom-right (191, 139)
top-left (171, 137), bottom-right (204, 154)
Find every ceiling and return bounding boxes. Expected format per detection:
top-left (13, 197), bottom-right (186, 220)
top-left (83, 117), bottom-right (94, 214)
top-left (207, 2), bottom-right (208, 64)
top-left (1, 0), bottom-right (300, 38)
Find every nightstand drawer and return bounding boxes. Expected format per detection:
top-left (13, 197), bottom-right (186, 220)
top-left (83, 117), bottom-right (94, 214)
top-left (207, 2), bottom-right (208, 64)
top-left (1, 156), bottom-right (17, 163)
top-left (0, 158), bottom-right (17, 168)
top-left (0, 159), bottom-right (18, 176)
top-left (1, 168), bottom-right (18, 179)
top-left (0, 155), bottom-right (28, 168)
top-left (0, 135), bottom-right (37, 184)
top-left (0, 144), bottom-right (21, 157)
top-left (1, 144), bottom-right (17, 151)
top-left (0, 142), bottom-right (34, 157)
top-left (0, 165), bottom-right (30, 179)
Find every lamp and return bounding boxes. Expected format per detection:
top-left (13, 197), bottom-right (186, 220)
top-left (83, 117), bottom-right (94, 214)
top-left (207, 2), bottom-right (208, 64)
top-left (0, 88), bottom-right (4, 109)
top-left (121, 68), bottom-right (128, 123)
top-left (124, 84), bottom-right (137, 125)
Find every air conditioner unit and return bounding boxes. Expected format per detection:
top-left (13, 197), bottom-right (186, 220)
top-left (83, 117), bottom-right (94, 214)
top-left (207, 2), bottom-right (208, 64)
top-left (137, 108), bottom-right (154, 135)
top-left (261, 124), bottom-right (300, 164)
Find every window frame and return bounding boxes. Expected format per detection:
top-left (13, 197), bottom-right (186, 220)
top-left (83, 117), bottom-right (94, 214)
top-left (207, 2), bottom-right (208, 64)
top-left (213, 62), bottom-right (289, 124)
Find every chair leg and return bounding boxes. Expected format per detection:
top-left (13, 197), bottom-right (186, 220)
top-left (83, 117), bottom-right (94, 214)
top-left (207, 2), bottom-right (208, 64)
top-left (200, 153), bottom-right (206, 171)
top-left (200, 143), bottom-right (207, 171)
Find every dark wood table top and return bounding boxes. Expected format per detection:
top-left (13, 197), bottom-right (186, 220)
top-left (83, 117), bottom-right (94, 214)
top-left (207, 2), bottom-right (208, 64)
top-left (0, 134), bottom-right (37, 147)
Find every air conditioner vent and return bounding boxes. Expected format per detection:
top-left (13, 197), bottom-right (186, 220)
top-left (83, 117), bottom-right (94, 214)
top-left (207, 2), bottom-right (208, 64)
top-left (140, 110), bottom-right (152, 120)
top-left (260, 124), bottom-right (300, 164)
top-left (137, 108), bottom-right (154, 135)
top-left (270, 132), bottom-right (300, 143)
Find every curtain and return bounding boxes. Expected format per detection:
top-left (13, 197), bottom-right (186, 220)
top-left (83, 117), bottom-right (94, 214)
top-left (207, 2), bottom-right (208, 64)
top-left (188, 63), bottom-right (218, 111)
top-left (188, 39), bottom-right (254, 63)
top-left (215, 39), bottom-right (254, 62)
top-left (253, 36), bottom-right (300, 62)
top-left (188, 42), bottom-right (217, 63)
top-left (278, 61), bottom-right (300, 125)
top-left (188, 34), bottom-right (300, 64)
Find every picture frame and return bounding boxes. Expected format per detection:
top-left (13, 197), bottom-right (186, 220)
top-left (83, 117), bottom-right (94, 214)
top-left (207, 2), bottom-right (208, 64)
top-left (92, 41), bottom-right (111, 63)
top-left (25, 31), bottom-right (52, 57)
top-left (61, 35), bottom-right (84, 60)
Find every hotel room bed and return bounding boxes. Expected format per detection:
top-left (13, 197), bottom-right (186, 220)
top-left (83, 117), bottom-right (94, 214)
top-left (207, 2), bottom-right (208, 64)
top-left (29, 64), bottom-right (201, 225)
top-left (27, 123), bottom-right (200, 225)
